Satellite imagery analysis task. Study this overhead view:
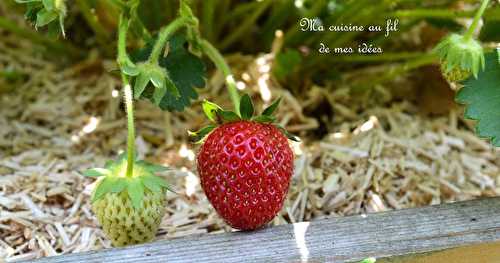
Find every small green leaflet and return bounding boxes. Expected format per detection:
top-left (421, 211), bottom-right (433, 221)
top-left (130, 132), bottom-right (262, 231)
top-left (202, 100), bottom-right (222, 122)
top-left (456, 51), bottom-right (500, 147)
top-left (36, 8), bottom-right (57, 27)
top-left (252, 115), bottom-right (276, 123)
top-left (240, 94), bottom-right (254, 120)
top-left (127, 177), bottom-right (144, 210)
top-left (132, 34), bottom-right (206, 112)
top-left (136, 160), bottom-right (170, 172)
top-left (92, 176), bottom-right (122, 202)
top-left (262, 98), bottom-right (281, 116)
top-left (142, 175), bottom-right (162, 193)
top-left (82, 168), bottom-right (110, 177)
top-left (86, 154), bottom-right (173, 208)
top-left (358, 258), bottom-right (376, 263)
top-left (218, 110), bottom-right (241, 122)
top-left (189, 125), bottom-right (216, 143)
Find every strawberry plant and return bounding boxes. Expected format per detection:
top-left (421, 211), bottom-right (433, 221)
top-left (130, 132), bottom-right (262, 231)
top-left (6, 0), bottom-right (500, 249)
top-left (9, 0), bottom-right (253, 246)
top-left (434, 0), bottom-right (500, 147)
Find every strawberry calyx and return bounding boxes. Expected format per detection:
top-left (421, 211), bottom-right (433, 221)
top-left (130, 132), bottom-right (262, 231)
top-left (82, 153), bottom-right (173, 210)
top-left (435, 33), bottom-right (485, 81)
top-left (189, 94), bottom-right (300, 143)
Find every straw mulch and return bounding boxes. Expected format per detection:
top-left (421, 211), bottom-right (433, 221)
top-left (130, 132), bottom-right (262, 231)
top-left (1, 29), bottom-right (499, 262)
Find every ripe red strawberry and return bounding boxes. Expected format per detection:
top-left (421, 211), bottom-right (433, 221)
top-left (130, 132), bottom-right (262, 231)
top-left (198, 121), bottom-right (294, 230)
top-left (191, 95), bottom-right (298, 230)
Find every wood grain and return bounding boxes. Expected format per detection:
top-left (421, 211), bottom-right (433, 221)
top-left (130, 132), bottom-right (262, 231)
top-left (28, 197), bottom-right (500, 263)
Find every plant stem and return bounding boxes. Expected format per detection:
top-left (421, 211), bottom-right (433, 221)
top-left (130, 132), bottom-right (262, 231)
top-left (117, 14), bottom-right (135, 177)
top-left (122, 74), bottom-right (135, 178)
top-left (200, 39), bottom-right (240, 114)
top-left (465, 0), bottom-right (490, 40)
top-left (117, 14), bottom-right (129, 62)
top-left (368, 54), bottom-right (437, 86)
top-left (149, 17), bottom-right (189, 64)
top-left (0, 16), bottom-right (83, 58)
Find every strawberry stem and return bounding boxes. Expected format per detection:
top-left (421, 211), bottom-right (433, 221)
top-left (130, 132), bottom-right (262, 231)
top-left (464, 0), bottom-right (490, 41)
top-left (123, 75), bottom-right (136, 178)
top-left (199, 39), bottom-right (241, 115)
top-left (149, 17), bottom-right (190, 65)
top-left (117, 14), bottom-right (136, 178)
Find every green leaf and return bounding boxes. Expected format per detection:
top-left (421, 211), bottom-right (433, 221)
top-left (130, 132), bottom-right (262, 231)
top-left (127, 178), bottom-right (144, 209)
top-left (36, 9), bottom-right (57, 27)
top-left (164, 74), bottom-right (180, 98)
top-left (253, 115), bottom-right (276, 123)
top-left (262, 98), bottom-right (281, 116)
top-left (202, 100), bottom-right (222, 122)
top-left (41, 0), bottom-right (53, 10)
top-left (120, 58), bottom-right (139, 76)
top-left (92, 177), bottom-right (116, 202)
top-left (151, 73), bottom-right (167, 105)
top-left (143, 174), bottom-right (174, 192)
top-left (456, 52), bottom-right (500, 147)
top-left (136, 160), bottom-right (170, 172)
top-left (82, 168), bottom-right (109, 178)
top-left (150, 69), bottom-right (165, 89)
top-left (359, 258), bottom-right (376, 263)
top-left (134, 72), bottom-right (150, 99)
top-left (132, 34), bottom-right (206, 112)
top-left (24, 3), bottom-right (43, 24)
top-left (218, 110), bottom-right (241, 122)
top-left (58, 13), bottom-right (65, 38)
top-left (188, 125), bottom-right (216, 143)
top-left (239, 94), bottom-right (254, 120)
top-left (142, 176), bottom-right (161, 193)
top-left (110, 177), bottom-right (127, 193)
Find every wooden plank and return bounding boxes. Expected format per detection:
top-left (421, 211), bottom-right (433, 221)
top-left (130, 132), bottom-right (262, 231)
top-left (28, 197), bottom-right (500, 263)
top-left (378, 241), bottom-right (500, 263)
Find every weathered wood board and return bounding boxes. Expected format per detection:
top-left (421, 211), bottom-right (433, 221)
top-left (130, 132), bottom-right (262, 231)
top-left (27, 197), bottom-right (500, 263)
top-left (379, 241), bottom-right (500, 263)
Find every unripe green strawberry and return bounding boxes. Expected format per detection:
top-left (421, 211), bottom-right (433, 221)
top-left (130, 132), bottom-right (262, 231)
top-left (92, 187), bottom-right (166, 247)
top-left (440, 61), bottom-right (471, 83)
top-left (435, 33), bottom-right (485, 83)
top-left (191, 95), bottom-right (299, 230)
top-left (83, 154), bottom-right (172, 247)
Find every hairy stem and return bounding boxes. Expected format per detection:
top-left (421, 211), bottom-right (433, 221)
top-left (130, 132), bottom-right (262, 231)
top-left (149, 17), bottom-right (189, 64)
top-left (123, 75), bottom-right (135, 178)
top-left (117, 14), bottom-right (135, 177)
top-left (200, 39), bottom-right (240, 114)
top-left (465, 0), bottom-right (490, 40)
top-left (117, 15), bottom-right (130, 63)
